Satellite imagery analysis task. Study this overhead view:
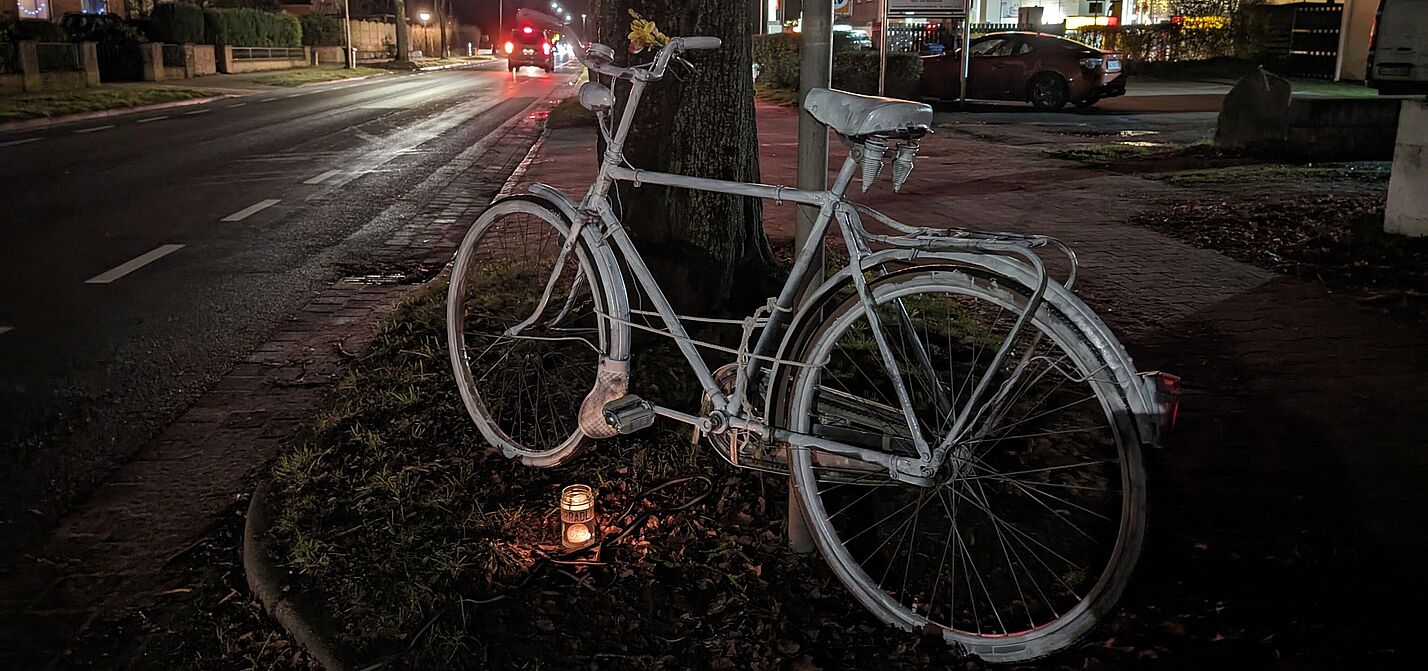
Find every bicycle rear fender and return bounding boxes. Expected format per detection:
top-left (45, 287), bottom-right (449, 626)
top-left (766, 250), bottom-right (1167, 450)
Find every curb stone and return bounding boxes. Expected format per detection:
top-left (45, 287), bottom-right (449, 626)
top-left (0, 94), bottom-right (235, 133)
top-left (244, 480), bottom-right (352, 671)
top-left (241, 91), bottom-right (560, 670)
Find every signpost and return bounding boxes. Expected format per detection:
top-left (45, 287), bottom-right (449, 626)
top-left (792, 0), bottom-right (835, 555)
top-left (888, 0), bottom-right (967, 14)
top-left (878, 0), bottom-right (971, 99)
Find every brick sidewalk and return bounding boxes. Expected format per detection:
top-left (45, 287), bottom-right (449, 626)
top-left (0, 96), bottom-right (557, 669)
top-left (518, 102), bottom-right (1425, 663)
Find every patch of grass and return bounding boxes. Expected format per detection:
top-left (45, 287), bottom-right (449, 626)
top-left (1048, 140), bottom-right (1214, 166)
top-left (374, 56), bottom-right (493, 71)
top-left (755, 84), bottom-right (798, 106)
top-left (0, 87), bottom-right (219, 121)
top-left (264, 282), bottom-right (974, 668)
top-left (1154, 164), bottom-right (1391, 186)
top-left (249, 66), bottom-right (387, 87)
top-left (546, 95), bottom-right (596, 129)
top-left (1134, 193), bottom-right (1428, 315)
top-left (1289, 78), bottom-right (1378, 97)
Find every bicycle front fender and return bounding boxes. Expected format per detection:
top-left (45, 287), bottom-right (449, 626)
top-left (522, 183), bottom-right (633, 366)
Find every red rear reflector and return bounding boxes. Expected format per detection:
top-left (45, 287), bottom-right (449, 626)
top-left (504, 41), bottom-right (514, 54)
top-left (1148, 371), bottom-right (1182, 431)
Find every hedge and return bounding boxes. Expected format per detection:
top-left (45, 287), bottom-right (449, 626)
top-left (149, 2), bottom-right (206, 44)
top-left (300, 13), bottom-right (343, 47)
top-left (204, 8), bottom-right (301, 47)
top-left (752, 33), bottom-right (923, 99)
top-left (1, 18), bottom-right (69, 42)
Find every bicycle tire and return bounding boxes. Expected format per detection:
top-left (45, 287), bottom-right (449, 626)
top-left (446, 197), bottom-right (610, 467)
top-left (786, 265), bottom-right (1147, 663)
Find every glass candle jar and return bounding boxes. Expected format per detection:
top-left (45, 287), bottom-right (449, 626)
top-left (559, 484), bottom-right (597, 550)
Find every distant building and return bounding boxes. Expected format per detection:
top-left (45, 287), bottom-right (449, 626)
top-left (5, 0), bottom-right (128, 21)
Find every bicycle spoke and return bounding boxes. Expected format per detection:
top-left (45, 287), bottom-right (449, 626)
top-left (791, 269), bottom-right (1143, 655)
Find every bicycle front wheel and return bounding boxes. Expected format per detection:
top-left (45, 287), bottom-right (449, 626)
top-left (446, 197), bottom-right (608, 467)
top-left (787, 266), bottom-right (1146, 663)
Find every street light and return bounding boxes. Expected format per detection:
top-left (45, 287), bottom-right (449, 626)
top-left (418, 10), bottom-right (431, 58)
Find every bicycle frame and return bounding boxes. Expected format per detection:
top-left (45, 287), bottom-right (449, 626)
top-left (509, 56), bottom-right (1167, 483)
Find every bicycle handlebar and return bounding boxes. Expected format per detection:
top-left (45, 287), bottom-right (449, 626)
top-left (511, 8), bottom-right (719, 83)
top-left (597, 37), bottom-right (722, 83)
top-left (680, 37), bottom-right (722, 51)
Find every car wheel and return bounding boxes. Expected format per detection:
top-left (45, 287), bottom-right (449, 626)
top-left (1029, 73), bottom-right (1070, 111)
top-left (1073, 95), bottom-right (1101, 109)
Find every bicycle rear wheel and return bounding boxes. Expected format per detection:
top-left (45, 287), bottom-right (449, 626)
top-left (787, 266), bottom-right (1146, 663)
top-left (446, 197), bottom-right (609, 467)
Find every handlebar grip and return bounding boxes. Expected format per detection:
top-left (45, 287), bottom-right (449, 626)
top-left (680, 36), bottom-right (722, 51)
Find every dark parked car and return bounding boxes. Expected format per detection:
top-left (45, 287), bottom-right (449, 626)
top-left (921, 32), bottom-right (1126, 110)
top-left (505, 24), bottom-right (554, 72)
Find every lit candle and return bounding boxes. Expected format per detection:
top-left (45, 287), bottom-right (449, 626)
top-left (559, 484), bottom-right (597, 550)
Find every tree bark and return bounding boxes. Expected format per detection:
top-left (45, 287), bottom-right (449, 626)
top-left (394, 0), bottom-right (410, 62)
top-left (592, 0), bottom-right (776, 316)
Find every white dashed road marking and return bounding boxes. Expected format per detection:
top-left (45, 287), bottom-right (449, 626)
top-left (221, 199), bottom-right (281, 222)
top-left (303, 170), bottom-right (341, 185)
top-left (227, 102), bottom-right (248, 109)
top-left (184, 109), bottom-right (211, 116)
top-left (85, 244), bottom-right (185, 285)
top-left (136, 116), bottom-right (169, 124)
top-left (0, 137), bottom-right (42, 148)
top-left (74, 125), bottom-right (116, 134)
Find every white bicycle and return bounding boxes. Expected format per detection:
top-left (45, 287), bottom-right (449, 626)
top-left (447, 10), bottom-right (1179, 664)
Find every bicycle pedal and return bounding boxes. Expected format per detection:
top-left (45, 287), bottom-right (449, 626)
top-left (603, 394), bottom-right (656, 435)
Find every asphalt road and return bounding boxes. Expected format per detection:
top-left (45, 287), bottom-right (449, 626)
top-left (0, 63), bottom-right (576, 553)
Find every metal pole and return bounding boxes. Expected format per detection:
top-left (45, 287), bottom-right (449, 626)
top-left (792, 0), bottom-right (834, 556)
top-left (343, 0), bottom-right (353, 68)
top-left (878, 0), bottom-right (887, 96)
top-left (959, 4), bottom-right (972, 103)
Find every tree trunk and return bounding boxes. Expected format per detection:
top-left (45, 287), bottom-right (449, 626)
top-left (394, 0), bottom-right (410, 62)
top-left (592, 0), bottom-right (776, 316)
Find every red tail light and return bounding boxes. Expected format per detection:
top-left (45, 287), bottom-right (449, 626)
top-left (542, 42), bottom-right (551, 55)
top-left (504, 41), bottom-right (514, 55)
top-left (522, 25), bottom-right (533, 34)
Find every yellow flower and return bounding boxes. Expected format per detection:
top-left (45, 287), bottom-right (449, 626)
top-left (627, 9), bottom-right (669, 54)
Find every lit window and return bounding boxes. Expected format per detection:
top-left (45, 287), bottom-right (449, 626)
top-left (17, 0), bottom-right (51, 20)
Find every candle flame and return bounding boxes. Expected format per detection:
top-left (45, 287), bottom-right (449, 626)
top-left (565, 523), bottom-right (592, 544)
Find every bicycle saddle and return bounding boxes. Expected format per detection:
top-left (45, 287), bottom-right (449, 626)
top-left (803, 88), bottom-right (932, 139)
